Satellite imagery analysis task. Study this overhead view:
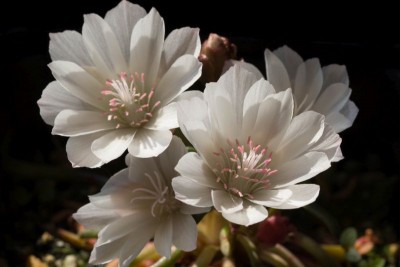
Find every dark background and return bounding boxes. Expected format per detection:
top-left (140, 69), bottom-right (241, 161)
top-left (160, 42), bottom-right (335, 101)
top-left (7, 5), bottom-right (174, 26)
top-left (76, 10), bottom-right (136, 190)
top-left (1, 1), bottom-right (400, 265)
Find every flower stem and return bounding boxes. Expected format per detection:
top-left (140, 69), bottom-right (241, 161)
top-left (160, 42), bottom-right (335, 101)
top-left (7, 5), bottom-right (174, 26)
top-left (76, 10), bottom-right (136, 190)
top-left (151, 249), bottom-right (184, 267)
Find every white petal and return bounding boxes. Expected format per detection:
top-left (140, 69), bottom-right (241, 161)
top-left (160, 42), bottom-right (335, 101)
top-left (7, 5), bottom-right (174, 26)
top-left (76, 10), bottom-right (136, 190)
top-left (222, 202), bottom-right (268, 226)
top-left (172, 213), bottom-right (198, 251)
top-left (53, 110), bottom-right (115, 136)
top-left (104, 0), bottom-right (147, 60)
top-left (128, 128), bottom-right (172, 158)
top-left (96, 213), bottom-right (142, 246)
top-left (172, 176), bottom-right (213, 207)
top-left (73, 203), bottom-right (119, 230)
top-left (96, 213), bottom-right (155, 266)
top-left (310, 123), bottom-right (342, 161)
top-left (223, 60), bottom-right (264, 80)
top-left (82, 14), bottom-right (127, 75)
top-left (159, 27), bottom-right (201, 76)
top-left (157, 136), bottom-right (187, 181)
top-left (313, 83), bottom-right (351, 115)
top-left (49, 31), bottom-right (92, 65)
top-left (38, 81), bottom-right (92, 125)
top-left (270, 152), bottom-right (330, 188)
top-left (130, 8), bottom-right (165, 84)
top-left (325, 112), bottom-right (353, 134)
top-left (275, 111), bottom-right (324, 162)
top-left (211, 190), bottom-right (243, 214)
top-left (175, 152), bottom-right (219, 188)
top-left (92, 129), bottom-right (135, 163)
top-left (66, 133), bottom-right (105, 168)
top-left (249, 188), bottom-right (293, 206)
top-left (144, 102), bottom-right (177, 130)
top-left (294, 58), bottom-right (323, 113)
top-left (175, 90), bottom-right (204, 103)
top-left (328, 100), bottom-right (359, 133)
top-left (127, 155), bottom-right (159, 183)
top-left (154, 216), bottom-right (173, 258)
top-left (177, 93), bottom-right (207, 122)
top-left (98, 169), bottom-right (131, 195)
top-left (48, 61), bottom-right (105, 109)
top-left (273, 45), bottom-right (303, 83)
top-left (322, 64), bottom-right (349, 88)
top-left (204, 66), bottom-right (259, 139)
top-left (252, 89), bottom-right (294, 146)
top-left (89, 234), bottom-right (127, 264)
top-left (179, 204), bottom-right (211, 215)
top-left (242, 78), bottom-right (275, 135)
top-left (156, 54), bottom-right (202, 105)
top-left (270, 184), bottom-right (320, 209)
top-left (264, 48), bottom-right (291, 92)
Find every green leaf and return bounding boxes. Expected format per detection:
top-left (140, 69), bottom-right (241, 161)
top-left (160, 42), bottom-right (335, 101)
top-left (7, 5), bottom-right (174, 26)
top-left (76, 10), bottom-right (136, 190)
top-left (340, 227), bottom-right (358, 248)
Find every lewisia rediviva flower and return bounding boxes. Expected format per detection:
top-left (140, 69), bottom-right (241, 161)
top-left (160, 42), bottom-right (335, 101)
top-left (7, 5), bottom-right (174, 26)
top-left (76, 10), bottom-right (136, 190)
top-left (227, 45), bottom-right (358, 133)
top-left (172, 65), bottom-right (342, 226)
top-left (37, 0), bottom-right (202, 167)
top-left (73, 137), bottom-right (208, 267)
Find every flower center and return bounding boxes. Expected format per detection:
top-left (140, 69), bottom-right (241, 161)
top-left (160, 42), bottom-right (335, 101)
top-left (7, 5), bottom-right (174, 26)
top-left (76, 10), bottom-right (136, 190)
top-left (130, 171), bottom-right (179, 218)
top-left (212, 137), bottom-right (277, 199)
top-left (101, 72), bottom-right (161, 129)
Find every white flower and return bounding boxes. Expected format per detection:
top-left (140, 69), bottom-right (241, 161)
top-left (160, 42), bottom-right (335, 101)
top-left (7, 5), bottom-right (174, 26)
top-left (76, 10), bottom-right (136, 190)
top-left (226, 45), bottom-right (358, 133)
top-left (37, 0), bottom-right (202, 167)
top-left (172, 65), bottom-right (341, 226)
top-left (73, 136), bottom-right (207, 267)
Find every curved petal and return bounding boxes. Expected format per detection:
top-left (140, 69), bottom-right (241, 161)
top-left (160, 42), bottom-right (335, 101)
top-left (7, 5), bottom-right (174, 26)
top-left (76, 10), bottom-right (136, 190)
top-left (269, 184), bottom-right (320, 209)
top-left (144, 102), bottom-right (178, 130)
top-left (274, 111), bottom-right (325, 162)
top-left (172, 176), bottom-right (213, 207)
top-left (104, 0), bottom-right (147, 60)
top-left (92, 129), bottom-right (135, 163)
top-left (157, 136), bottom-right (187, 181)
top-left (313, 83), bottom-right (351, 115)
top-left (128, 128), bottom-right (172, 158)
top-left (270, 152), bottom-right (330, 188)
top-left (242, 79), bottom-right (275, 137)
top-left (179, 204), bottom-right (211, 215)
top-left (252, 89), bottom-right (294, 146)
top-left (211, 190), bottom-right (243, 214)
top-left (175, 152), bottom-right (220, 188)
top-left (89, 233), bottom-right (127, 265)
top-left (38, 81), bottom-right (93, 125)
top-left (73, 203), bottom-right (119, 230)
top-left (223, 60), bottom-right (264, 80)
top-left (53, 110), bottom-right (115, 136)
top-left (322, 64), bottom-right (349, 88)
top-left (66, 133), bottom-right (105, 168)
top-left (222, 202), bottom-right (268, 226)
top-left (172, 213), bottom-right (198, 251)
top-left (249, 188), bottom-right (293, 207)
top-left (154, 216), bottom-right (173, 258)
top-left (264, 48), bottom-right (291, 92)
top-left (294, 58), bottom-right (323, 113)
top-left (48, 60), bottom-right (106, 109)
top-left (49, 30), bottom-right (92, 66)
top-left (273, 45), bottom-right (303, 83)
top-left (156, 54), bottom-right (202, 104)
top-left (159, 27), bottom-right (201, 76)
top-left (82, 13), bottom-right (127, 75)
top-left (130, 8), bottom-right (165, 84)
top-left (310, 122), bottom-right (342, 161)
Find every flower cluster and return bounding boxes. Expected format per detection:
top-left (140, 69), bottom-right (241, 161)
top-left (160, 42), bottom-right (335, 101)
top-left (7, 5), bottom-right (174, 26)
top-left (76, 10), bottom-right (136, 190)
top-left (37, 1), bottom-right (358, 266)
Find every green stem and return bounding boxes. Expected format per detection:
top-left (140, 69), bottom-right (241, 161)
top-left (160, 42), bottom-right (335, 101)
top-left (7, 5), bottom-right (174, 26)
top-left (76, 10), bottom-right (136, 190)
top-left (151, 249), bottom-right (184, 267)
top-left (236, 234), bottom-right (260, 267)
top-left (259, 250), bottom-right (289, 267)
top-left (289, 232), bottom-right (339, 267)
top-left (192, 245), bottom-right (220, 267)
top-left (269, 243), bottom-right (305, 267)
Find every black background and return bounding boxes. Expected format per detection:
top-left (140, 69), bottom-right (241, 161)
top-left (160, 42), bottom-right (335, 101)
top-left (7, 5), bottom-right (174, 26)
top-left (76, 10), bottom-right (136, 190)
top-left (1, 0), bottom-right (400, 265)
